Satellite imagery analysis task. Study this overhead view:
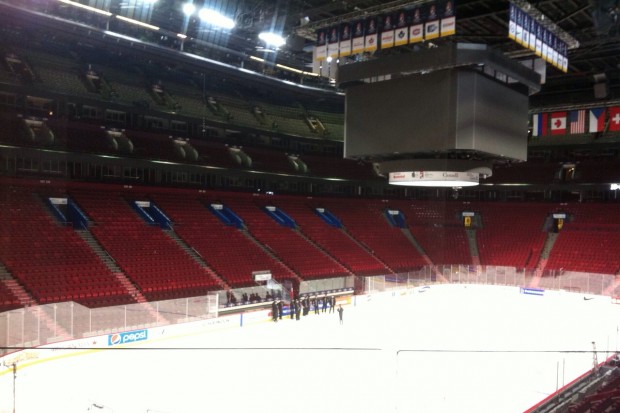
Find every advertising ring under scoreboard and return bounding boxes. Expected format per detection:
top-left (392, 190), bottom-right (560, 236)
top-left (389, 171), bottom-right (479, 187)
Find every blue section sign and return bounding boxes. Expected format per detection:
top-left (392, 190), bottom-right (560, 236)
top-left (520, 287), bottom-right (544, 296)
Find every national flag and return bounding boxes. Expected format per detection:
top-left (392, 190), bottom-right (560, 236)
top-left (550, 112), bottom-right (567, 135)
top-left (569, 110), bottom-right (585, 134)
top-left (609, 106), bottom-right (620, 132)
top-left (532, 113), bottom-right (547, 137)
top-left (589, 108), bottom-right (606, 133)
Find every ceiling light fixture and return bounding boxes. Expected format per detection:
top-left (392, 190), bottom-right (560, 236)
top-left (115, 15), bottom-right (160, 31)
top-left (258, 32), bottom-right (286, 48)
top-left (198, 8), bottom-right (235, 30)
top-left (57, 0), bottom-right (112, 16)
top-left (182, 3), bottom-right (196, 16)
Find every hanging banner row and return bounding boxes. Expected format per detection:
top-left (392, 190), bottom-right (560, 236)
top-left (314, 0), bottom-right (456, 61)
top-left (508, 3), bottom-right (568, 73)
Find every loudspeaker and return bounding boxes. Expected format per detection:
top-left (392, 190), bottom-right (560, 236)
top-left (594, 82), bottom-right (609, 99)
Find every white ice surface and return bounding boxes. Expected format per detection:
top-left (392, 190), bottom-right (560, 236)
top-left (2, 284), bottom-right (619, 413)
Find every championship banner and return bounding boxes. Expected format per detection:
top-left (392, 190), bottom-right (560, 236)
top-left (514, 7), bottom-right (523, 45)
top-left (440, 0), bottom-right (456, 37)
top-left (508, 3), bottom-right (516, 41)
top-left (560, 41), bottom-right (568, 72)
top-left (545, 29), bottom-right (552, 64)
top-left (352, 20), bottom-right (365, 54)
top-left (380, 13), bottom-right (395, 49)
top-left (315, 28), bottom-right (327, 61)
top-left (339, 23), bottom-right (352, 57)
top-left (521, 12), bottom-right (530, 46)
top-left (364, 17), bottom-right (379, 52)
top-left (541, 28), bottom-right (549, 62)
top-left (508, 3), bottom-right (570, 71)
top-left (424, 3), bottom-right (440, 40)
top-left (314, 0), bottom-right (458, 60)
top-left (394, 10), bottom-right (409, 46)
top-left (527, 17), bottom-right (536, 51)
top-left (327, 26), bottom-right (339, 58)
top-left (520, 9), bottom-right (529, 46)
top-left (409, 7), bottom-right (424, 43)
top-left (535, 23), bottom-right (542, 56)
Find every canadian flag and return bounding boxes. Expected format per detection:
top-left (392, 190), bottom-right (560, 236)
top-left (550, 112), bottom-right (567, 135)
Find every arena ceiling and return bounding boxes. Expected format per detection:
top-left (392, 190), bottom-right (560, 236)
top-left (92, 0), bottom-right (620, 108)
top-left (266, 0), bottom-right (620, 108)
top-left (4, 0), bottom-right (620, 108)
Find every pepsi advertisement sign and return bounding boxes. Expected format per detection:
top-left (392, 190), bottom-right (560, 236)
top-left (108, 329), bottom-right (148, 346)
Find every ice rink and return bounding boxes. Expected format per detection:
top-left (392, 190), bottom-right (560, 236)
top-left (2, 284), bottom-right (620, 413)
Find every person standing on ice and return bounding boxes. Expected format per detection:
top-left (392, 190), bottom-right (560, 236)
top-left (337, 305), bottom-right (344, 325)
top-left (272, 300), bottom-right (278, 322)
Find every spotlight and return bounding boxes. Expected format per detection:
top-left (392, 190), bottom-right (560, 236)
top-left (258, 32), bottom-right (286, 48)
top-left (198, 8), bottom-right (235, 29)
top-left (182, 2), bottom-right (196, 16)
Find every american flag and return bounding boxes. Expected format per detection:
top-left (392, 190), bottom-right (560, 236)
top-left (569, 110), bottom-right (586, 134)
